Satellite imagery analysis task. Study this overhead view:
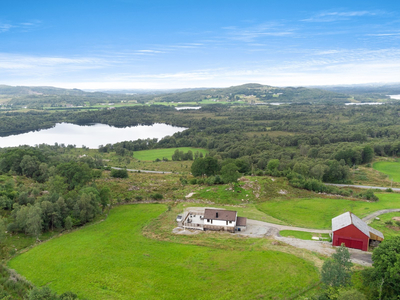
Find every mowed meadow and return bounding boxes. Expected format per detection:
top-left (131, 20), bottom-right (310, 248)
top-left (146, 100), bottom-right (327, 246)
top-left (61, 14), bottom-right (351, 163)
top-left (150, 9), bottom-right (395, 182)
top-left (256, 193), bottom-right (400, 229)
top-left (132, 147), bottom-right (208, 161)
top-left (9, 204), bottom-right (319, 300)
top-left (373, 160), bottom-right (400, 182)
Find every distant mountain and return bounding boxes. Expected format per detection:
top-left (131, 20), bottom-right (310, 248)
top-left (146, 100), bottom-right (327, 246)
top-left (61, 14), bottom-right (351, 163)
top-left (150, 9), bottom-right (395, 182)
top-left (0, 83), bottom-right (350, 105)
top-left (311, 83), bottom-right (400, 96)
top-left (0, 85), bottom-right (107, 97)
top-left (86, 87), bottom-right (209, 95)
top-left (150, 83), bottom-right (349, 104)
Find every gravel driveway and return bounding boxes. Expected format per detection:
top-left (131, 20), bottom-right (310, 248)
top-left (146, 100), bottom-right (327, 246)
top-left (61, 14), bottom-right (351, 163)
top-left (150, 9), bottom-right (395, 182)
top-left (237, 219), bottom-right (372, 266)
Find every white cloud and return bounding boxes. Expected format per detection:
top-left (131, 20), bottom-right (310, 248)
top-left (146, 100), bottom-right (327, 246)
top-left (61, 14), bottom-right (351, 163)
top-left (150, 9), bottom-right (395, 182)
top-left (302, 10), bottom-right (378, 22)
top-left (222, 23), bottom-right (294, 42)
top-left (0, 24), bottom-right (13, 33)
top-left (0, 20), bottom-right (41, 33)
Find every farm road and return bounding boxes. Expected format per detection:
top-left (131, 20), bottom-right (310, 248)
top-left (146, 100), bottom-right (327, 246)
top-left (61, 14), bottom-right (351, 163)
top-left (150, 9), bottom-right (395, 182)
top-left (326, 183), bottom-right (400, 192)
top-left (362, 209), bottom-right (400, 224)
top-left (110, 167), bottom-right (172, 174)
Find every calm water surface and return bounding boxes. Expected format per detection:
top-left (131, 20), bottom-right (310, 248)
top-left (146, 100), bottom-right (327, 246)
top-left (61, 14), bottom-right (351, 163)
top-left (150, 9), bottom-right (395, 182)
top-left (0, 123), bottom-right (187, 149)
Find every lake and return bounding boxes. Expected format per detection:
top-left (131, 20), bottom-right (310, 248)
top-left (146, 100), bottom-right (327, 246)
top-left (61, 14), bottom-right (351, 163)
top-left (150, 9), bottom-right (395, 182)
top-left (345, 102), bottom-right (383, 105)
top-left (0, 123), bottom-right (187, 149)
top-left (175, 106), bottom-right (201, 110)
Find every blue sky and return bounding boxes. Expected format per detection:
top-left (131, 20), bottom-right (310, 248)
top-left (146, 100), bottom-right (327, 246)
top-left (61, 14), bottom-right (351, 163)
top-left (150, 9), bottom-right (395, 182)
top-left (1, 0), bottom-right (399, 89)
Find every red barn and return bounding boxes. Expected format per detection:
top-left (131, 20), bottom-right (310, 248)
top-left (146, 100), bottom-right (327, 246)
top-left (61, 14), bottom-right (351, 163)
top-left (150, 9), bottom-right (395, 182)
top-left (332, 212), bottom-right (384, 251)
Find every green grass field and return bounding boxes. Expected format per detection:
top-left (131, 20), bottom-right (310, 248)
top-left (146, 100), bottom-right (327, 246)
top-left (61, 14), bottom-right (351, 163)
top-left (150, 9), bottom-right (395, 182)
top-left (256, 193), bottom-right (400, 229)
top-left (133, 147), bottom-right (208, 161)
top-left (279, 230), bottom-right (330, 241)
top-left (9, 204), bottom-right (319, 299)
top-left (368, 211), bottom-right (400, 238)
top-left (373, 160), bottom-right (400, 182)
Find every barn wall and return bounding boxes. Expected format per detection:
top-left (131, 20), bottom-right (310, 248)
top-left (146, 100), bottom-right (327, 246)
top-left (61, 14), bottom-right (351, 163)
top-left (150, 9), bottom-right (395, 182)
top-left (333, 224), bottom-right (369, 251)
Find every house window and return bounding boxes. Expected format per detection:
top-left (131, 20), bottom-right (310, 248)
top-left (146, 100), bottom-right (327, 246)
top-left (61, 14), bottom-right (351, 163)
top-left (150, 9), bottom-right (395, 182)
top-left (229, 221), bottom-right (232, 224)
top-left (226, 221), bottom-right (228, 225)
top-left (207, 219), bottom-right (210, 222)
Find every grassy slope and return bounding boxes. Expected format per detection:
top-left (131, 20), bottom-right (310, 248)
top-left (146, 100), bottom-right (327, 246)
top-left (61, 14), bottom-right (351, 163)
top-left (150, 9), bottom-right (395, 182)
top-left (368, 211), bottom-right (400, 238)
top-left (133, 147), bottom-right (208, 161)
top-left (373, 160), bottom-right (400, 182)
top-left (9, 204), bottom-right (319, 300)
top-left (256, 193), bottom-right (400, 229)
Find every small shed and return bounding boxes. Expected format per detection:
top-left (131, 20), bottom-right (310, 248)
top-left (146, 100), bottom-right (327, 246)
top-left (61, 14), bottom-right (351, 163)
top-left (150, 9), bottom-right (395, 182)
top-left (332, 212), bottom-right (384, 251)
top-left (236, 217), bottom-right (247, 232)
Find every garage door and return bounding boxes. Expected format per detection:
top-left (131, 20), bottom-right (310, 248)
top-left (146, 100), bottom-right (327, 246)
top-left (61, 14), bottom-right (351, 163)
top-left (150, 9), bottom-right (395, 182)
top-left (338, 238), bottom-right (364, 250)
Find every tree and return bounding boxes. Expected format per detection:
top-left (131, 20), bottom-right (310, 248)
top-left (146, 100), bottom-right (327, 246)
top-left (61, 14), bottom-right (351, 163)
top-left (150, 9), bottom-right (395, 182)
top-left (203, 156), bottom-right (219, 177)
top-left (267, 159), bottom-right (280, 171)
top-left (99, 187), bottom-right (111, 211)
top-left (362, 237), bottom-right (400, 299)
top-left (0, 218), bottom-right (6, 245)
top-left (221, 163), bottom-right (240, 184)
top-left (64, 216), bottom-right (73, 230)
top-left (362, 145), bottom-right (374, 163)
top-left (321, 245), bottom-right (353, 287)
top-left (110, 168), bottom-right (128, 178)
top-left (26, 205), bottom-right (43, 238)
top-left (20, 155), bottom-right (40, 178)
top-left (191, 158), bottom-right (206, 177)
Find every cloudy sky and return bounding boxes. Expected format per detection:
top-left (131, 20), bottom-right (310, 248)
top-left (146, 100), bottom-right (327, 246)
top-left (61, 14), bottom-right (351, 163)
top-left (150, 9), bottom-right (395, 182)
top-left (1, 0), bottom-right (399, 89)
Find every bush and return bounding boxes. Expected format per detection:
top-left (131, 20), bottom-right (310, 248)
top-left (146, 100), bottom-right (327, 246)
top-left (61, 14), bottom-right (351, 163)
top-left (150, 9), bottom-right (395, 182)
top-left (385, 220), bottom-right (393, 225)
top-left (386, 188), bottom-right (393, 192)
top-left (151, 193), bottom-right (163, 200)
top-left (135, 195), bottom-right (143, 201)
top-left (110, 169), bottom-right (128, 178)
top-left (189, 178), bottom-right (197, 185)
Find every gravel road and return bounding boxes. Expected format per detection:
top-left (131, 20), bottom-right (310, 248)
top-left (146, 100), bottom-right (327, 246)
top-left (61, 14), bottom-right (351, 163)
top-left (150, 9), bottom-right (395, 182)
top-left (362, 209), bottom-right (400, 224)
top-left (110, 167), bottom-right (172, 174)
top-left (326, 183), bottom-right (400, 192)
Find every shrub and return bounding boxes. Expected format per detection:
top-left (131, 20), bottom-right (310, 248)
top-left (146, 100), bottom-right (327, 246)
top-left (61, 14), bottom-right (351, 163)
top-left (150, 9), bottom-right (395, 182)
top-left (189, 178), bottom-right (197, 185)
top-left (110, 169), bottom-right (128, 178)
top-left (135, 195), bottom-right (143, 201)
top-left (151, 193), bottom-right (163, 200)
top-left (395, 221), bottom-right (400, 227)
top-left (385, 220), bottom-right (393, 225)
top-left (386, 188), bottom-right (393, 192)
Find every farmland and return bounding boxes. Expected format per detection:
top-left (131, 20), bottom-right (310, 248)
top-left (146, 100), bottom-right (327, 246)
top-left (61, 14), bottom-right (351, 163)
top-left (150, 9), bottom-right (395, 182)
top-left (373, 160), bottom-right (400, 182)
top-left (9, 204), bottom-right (319, 300)
top-left (256, 193), bottom-right (400, 229)
top-left (132, 147), bottom-right (208, 161)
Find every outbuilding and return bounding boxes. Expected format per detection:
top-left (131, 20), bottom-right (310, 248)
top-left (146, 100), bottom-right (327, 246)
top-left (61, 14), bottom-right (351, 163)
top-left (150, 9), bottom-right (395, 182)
top-left (332, 211), bottom-right (384, 251)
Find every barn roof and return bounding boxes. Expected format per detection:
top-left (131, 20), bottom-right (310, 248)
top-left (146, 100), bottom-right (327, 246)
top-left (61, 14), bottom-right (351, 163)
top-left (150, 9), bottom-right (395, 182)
top-left (204, 209), bottom-right (237, 221)
top-left (332, 212), bottom-right (370, 237)
top-left (332, 211), bottom-right (384, 240)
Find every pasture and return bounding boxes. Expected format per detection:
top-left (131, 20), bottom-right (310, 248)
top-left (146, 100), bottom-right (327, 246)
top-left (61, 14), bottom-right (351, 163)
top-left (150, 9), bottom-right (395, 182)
top-left (256, 193), bottom-right (400, 229)
top-left (9, 204), bottom-right (319, 300)
top-left (373, 160), bottom-right (400, 182)
top-left (133, 147), bottom-right (208, 161)
top-left (368, 211), bottom-right (400, 238)
top-left (280, 230), bottom-right (330, 241)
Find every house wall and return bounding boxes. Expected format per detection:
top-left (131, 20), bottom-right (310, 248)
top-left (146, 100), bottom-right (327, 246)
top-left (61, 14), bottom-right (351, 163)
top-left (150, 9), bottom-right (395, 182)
top-left (203, 225), bottom-right (235, 233)
top-left (204, 219), bottom-right (236, 227)
top-left (332, 224), bottom-right (369, 251)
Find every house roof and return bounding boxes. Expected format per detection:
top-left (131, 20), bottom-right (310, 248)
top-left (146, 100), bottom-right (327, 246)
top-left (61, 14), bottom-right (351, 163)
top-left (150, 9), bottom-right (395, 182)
top-left (204, 209), bottom-right (237, 221)
top-left (236, 217), bottom-right (247, 226)
top-left (332, 211), bottom-right (384, 240)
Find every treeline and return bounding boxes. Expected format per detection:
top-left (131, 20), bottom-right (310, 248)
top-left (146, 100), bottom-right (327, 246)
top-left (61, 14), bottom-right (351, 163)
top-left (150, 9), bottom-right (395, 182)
top-left (0, 146), bottom-right (109, 238)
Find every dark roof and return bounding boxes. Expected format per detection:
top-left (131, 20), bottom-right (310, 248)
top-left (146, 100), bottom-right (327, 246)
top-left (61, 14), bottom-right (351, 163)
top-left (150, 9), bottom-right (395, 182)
top-left (204, 209), bottom-right (237, 221)
top-left (236, 217), bottom-right (247, 226)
